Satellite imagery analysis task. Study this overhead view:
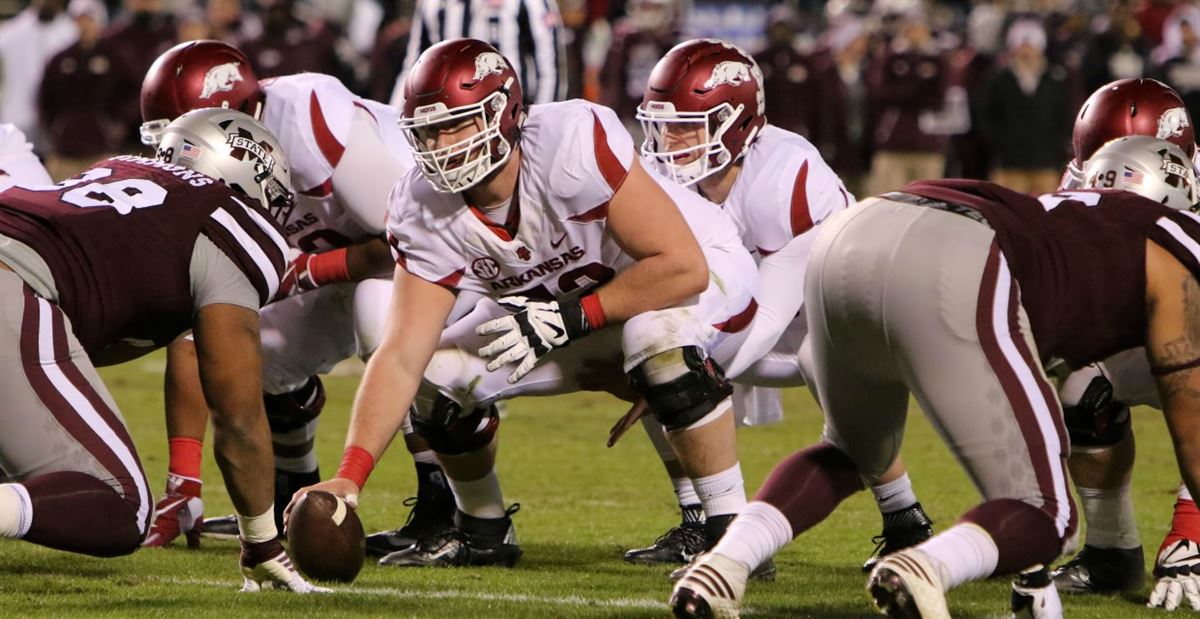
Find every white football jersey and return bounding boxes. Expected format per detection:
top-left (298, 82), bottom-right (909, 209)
top-left (724, 125), bottom-right (853, 258)
top-left (387, 99), bottom-right (740, 298)
top-left (0, 123), bottom-right (51, 190)
top-left (262, 73), bottom-right (414, 250)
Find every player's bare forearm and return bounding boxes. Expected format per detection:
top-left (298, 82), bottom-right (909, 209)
top-left (343, 268), bottom-right (454, 466)
top-left (345, 237), bottom-right (394, 282)
top-left (601, 158), bottom-right (708, 320)
top-left (193, 304), bottom-right (275, 516)
top-left (1147, 241), bottom-right (1200, 500)
top-left (164, 337), bottom-right (211, 441)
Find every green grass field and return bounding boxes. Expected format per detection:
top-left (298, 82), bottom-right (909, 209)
top-left (0, 351), bottom-right (1182, 617)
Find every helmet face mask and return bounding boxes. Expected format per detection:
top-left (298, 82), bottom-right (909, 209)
top-left (157, 108), bottom-right (296, 224)
top-left (400, 89), bottom-right (513, 193)
top-left (638, 100), bottom-right (742, 186)
top-left (1083, 135), bottom-right (1199, 211)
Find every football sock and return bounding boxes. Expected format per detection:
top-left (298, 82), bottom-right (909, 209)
top-left (167, 436), bottom-right (203, 482)
top-left (871, 472), bottom-right (916, 514)
top-left (411, 449), bottom-right (439, 466)
top-left (237, 505), bottom-right (278, 543)
top-left (1077, 483), bottom-right (1140, 549)
top-left (447, 469), bottom-right (507, 519)
top-left (272, 415), bottom-right (320, 476)
top-left (916, 523), bottom-right (999, 590)
top-left (673, 477), bottom-right (702, 523)
top-left (0, 483), bottom-right (32, 538)
top-left (693, 462), bottom-right (746, 520)
top-left (709, 501), bottom-right (792, 572)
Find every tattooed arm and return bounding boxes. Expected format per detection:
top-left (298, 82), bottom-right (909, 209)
top-left (1146, 241), bottom-right (1200, 500)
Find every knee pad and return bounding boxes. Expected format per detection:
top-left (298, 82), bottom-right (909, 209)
top-left (1063, 375), bottom-right (1131, 447)
top-left (410, 393), bottom-right (499, 455)
top-left (263, 376), bottom-right (325, 434)
top-left (628, 346), bottom-right (732, 432)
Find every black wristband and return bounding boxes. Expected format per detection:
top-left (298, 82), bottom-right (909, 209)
top-left (558, 297), bottom-right (593, 340)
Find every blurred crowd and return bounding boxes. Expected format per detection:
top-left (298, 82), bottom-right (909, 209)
top-left (3, 0), bottom-right (1200, 194)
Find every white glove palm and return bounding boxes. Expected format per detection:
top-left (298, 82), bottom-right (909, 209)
top-left (1149, 539), bottom-right (1200, 611)
top-left (477, 296), bottom-right (572, 383)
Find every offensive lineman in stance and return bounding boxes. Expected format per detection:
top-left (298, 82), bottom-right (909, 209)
top-left (671, 136), bottom-right (1200, 618)
top-left (628, 38), bottom-right (933, 572)
top-left (290, 38), bottom-right (761, 568)
top-left (0, 109), bottom-right (320, 592)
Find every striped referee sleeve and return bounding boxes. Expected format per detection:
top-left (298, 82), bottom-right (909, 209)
top-left (520, 0), bottom-right (565, 103)
top-left (201, 197), bottom-right (290, 306)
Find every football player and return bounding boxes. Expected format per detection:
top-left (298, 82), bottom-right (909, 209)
top-left (1044, 79), bottom-right (1200, 606)
top-left (132, 40), bottom-right (455, 550)
top-left (288, 38), bottom-right (761, 569)
top-left (670, 136), bottom-right (1200, 618)
top-left (0, 108), bottom-right (321, 592)
top-left (626, 39), bottom-right (933, 571)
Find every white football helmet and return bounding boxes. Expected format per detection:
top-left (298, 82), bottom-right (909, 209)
top-left (156, 108), bottom-right (296, 224)
top-left (1083, 135), bottom-right (1198, 210)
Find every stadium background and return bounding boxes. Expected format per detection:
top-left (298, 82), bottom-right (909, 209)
top-left (0, 0), bottom-right (1197, 617)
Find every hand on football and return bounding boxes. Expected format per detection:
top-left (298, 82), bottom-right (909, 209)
top-left (1149, 538), bottom-right (1200, 611)
top-left (282, 477), bottom-right (361, 533)
top-left (239, 537), bottom-right (330, 594)
top-left (477, 296), bottom-right (573, 383)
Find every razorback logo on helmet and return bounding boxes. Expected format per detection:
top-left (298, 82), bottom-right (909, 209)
top-left (703, 61), bottom-right (752, 90)
top-left (473, 52), bottom-right (507, 82)
top-left (200, 62), bottom-right (244, 99)
top-left (1157, 107), bottom-right (1191, 140)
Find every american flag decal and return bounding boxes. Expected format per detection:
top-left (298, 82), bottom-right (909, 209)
top-left (1123, 166), bottom-right (1143, 186)
top-left (180, 142), bottom-right (203, 162)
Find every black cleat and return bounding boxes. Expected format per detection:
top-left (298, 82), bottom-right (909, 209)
top-left (200, 514), bottom-right (240, 540)
top-left (862, 502), bottom-right (934, 573)
top-left (366, 460), bottom-right (455, 557)
top-left (379, 505), bottom-right (522, 568)
top-left (1011, 566), bottom-right (1062, 618)
top-left (1051, 545), bottom-right (1145, 594)
top-left (625, 523), bottom-right (707, 565)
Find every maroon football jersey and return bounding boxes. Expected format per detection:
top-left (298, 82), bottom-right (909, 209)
top-left (902, 179), bottom-right (1200, 368)
top-left (0, 156), bottom-right (288, 356)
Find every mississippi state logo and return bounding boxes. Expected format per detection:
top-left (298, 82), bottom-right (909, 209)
top-left (200, 62), bottom-right (244, 99)
top-left (472, 256), bottom-right (501, 280)
top-left (226, 127), bottom-right (276, 175)
top-left (473, 52), bottom-right (507, 81)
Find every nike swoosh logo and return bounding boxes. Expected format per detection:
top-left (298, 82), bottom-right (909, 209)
top-left (545, 321), bottom-right (565, 339)
top-left (550, 232), bottom-right (568, 248)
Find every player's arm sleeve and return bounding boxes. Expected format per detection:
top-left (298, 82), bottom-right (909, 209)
top-left (723, 231), bottom-right (816, 379)
top-left (332, 106), bottom-right (406, 234)
top-left (551, 104), bottom-right (635, 210)
top-left (521, 0), bottom-right (565, 103)
top-left (751, 152), bottom-right (853, 254)
top-left (390, 5), bottom-right (431, 107)
top-left (384, 181), bottom-right (462, 290)
top-left (189, 234), bottom-right (263, 313)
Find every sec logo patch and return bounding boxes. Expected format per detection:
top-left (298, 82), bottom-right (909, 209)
top-left (472, 257), bottom-right (501, 280)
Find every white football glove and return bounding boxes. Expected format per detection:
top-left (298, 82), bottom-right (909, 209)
top-left (239, 538), bottom-right (330, 594)
top-left (1149, 539), bottom-right (1200, 611)
top-left (477, 296), bottom-right (578, 383)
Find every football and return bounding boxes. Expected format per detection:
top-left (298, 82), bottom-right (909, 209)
top-left (286, 491), bottom-right (365, 583)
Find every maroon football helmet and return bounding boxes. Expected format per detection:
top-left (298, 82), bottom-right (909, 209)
top-left (139, 40), bottom-right (264, 146)
top-left (1074, 78), bottom-right (1195, 164)
top-left (637, 39), bottom-right (767, 186)
top-left (398, 38), bottom-right (525, 193)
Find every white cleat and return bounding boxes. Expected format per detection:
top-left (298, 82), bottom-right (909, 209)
top-left (1011, 566), bottom-right (1062, 619)
top-left (669, 552), bottom-right (749, 619)
top-left (867, 550), bottom-right (951, 619)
